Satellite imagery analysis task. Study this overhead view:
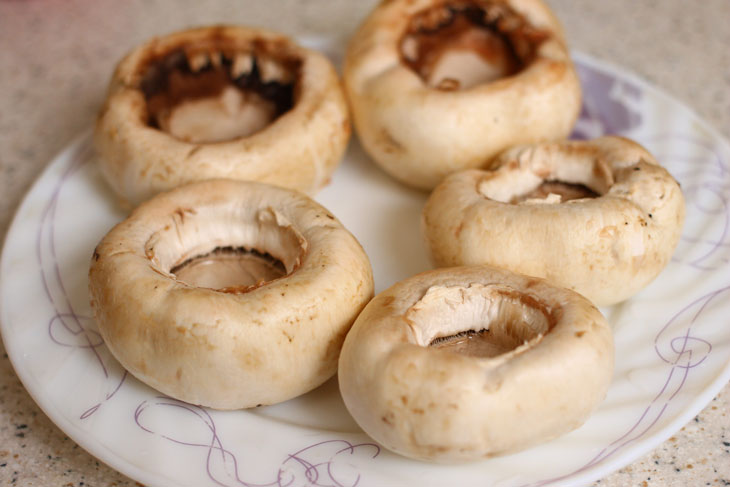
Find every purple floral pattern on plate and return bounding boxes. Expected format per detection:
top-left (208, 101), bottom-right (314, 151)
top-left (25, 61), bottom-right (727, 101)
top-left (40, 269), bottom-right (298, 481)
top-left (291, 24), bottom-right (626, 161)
top-left (571, 61), bottom-right (643, 139)
top-left (135, 397), bottom-right (380, 487)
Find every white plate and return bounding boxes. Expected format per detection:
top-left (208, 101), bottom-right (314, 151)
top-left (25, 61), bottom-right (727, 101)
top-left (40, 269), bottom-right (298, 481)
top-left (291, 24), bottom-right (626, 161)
top-left (2, 51), bottom-right (730, 487)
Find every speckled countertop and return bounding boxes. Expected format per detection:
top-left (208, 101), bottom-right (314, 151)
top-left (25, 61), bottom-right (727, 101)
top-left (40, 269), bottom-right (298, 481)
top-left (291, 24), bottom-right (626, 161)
top-left (1, 1), bottom-right (729, 486)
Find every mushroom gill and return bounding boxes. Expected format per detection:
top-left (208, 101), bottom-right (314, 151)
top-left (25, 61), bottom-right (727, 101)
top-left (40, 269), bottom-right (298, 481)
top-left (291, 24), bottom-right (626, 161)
top-left (399, 0), bottom-right (549, 90)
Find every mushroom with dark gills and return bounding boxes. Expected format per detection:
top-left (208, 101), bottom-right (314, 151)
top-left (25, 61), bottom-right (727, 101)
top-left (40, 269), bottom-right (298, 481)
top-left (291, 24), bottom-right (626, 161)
top-left (337, 265), bottom-right (614, 462)
top-left (89, 180), bottom-right (374, 409)
top-left (422, 136), bottom-right (686, 306)
top-left (343, 0), bottom-right (581, 190)
top-left (94, 26), bottom-right (350, 206)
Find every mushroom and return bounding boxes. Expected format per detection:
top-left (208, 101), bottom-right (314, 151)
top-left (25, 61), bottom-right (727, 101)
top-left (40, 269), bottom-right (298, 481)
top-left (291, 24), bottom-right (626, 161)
top-left (422, 136), bottom-right (686, 306)
top-left (89, 179), bottom-right (374, 409)
top-left (343, 0), bottom-right (581, 190)
top-left (94, 25), bottom-right (350, 207)
top-left (338, 265), bottom-right (614, 462)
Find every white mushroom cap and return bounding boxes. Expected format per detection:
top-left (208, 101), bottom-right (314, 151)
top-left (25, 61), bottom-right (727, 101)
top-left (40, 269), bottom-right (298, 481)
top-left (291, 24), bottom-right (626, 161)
top-left (94, 25), bottom-right (350, 206)
top-left (338, 265), bottom-right (614, 462)
top-left (343, 0), bottom-right (581, 190)
top-left (89, 179), bottom-right (374, 409)
top-left (422, 136), bottom-right (686, 306)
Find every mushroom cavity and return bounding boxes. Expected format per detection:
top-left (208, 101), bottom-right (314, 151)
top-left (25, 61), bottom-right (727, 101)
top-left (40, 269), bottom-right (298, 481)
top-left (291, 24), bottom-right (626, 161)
top-left (510, 181), bottom-right (600, 204)
top-left (140, 46), bottom-right (298, 143)
top-left (477, 144), bottom-right (615, 204)
top-left (144, 205), bottom-right (306, 294)
top-left (407, 284), bottom-right (552, 358)
top-left (401, 0), bottom-right (548, 90)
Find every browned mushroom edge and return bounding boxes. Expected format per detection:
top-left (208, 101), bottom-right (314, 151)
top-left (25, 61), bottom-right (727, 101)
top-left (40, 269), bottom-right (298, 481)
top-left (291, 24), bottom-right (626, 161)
top-left (135, 35), bottom-right (302, 142)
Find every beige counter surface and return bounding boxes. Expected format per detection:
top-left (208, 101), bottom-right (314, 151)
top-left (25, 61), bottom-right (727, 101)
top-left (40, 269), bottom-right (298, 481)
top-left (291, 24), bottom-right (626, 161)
top-left (1, 1), bottom-right (729, 485)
